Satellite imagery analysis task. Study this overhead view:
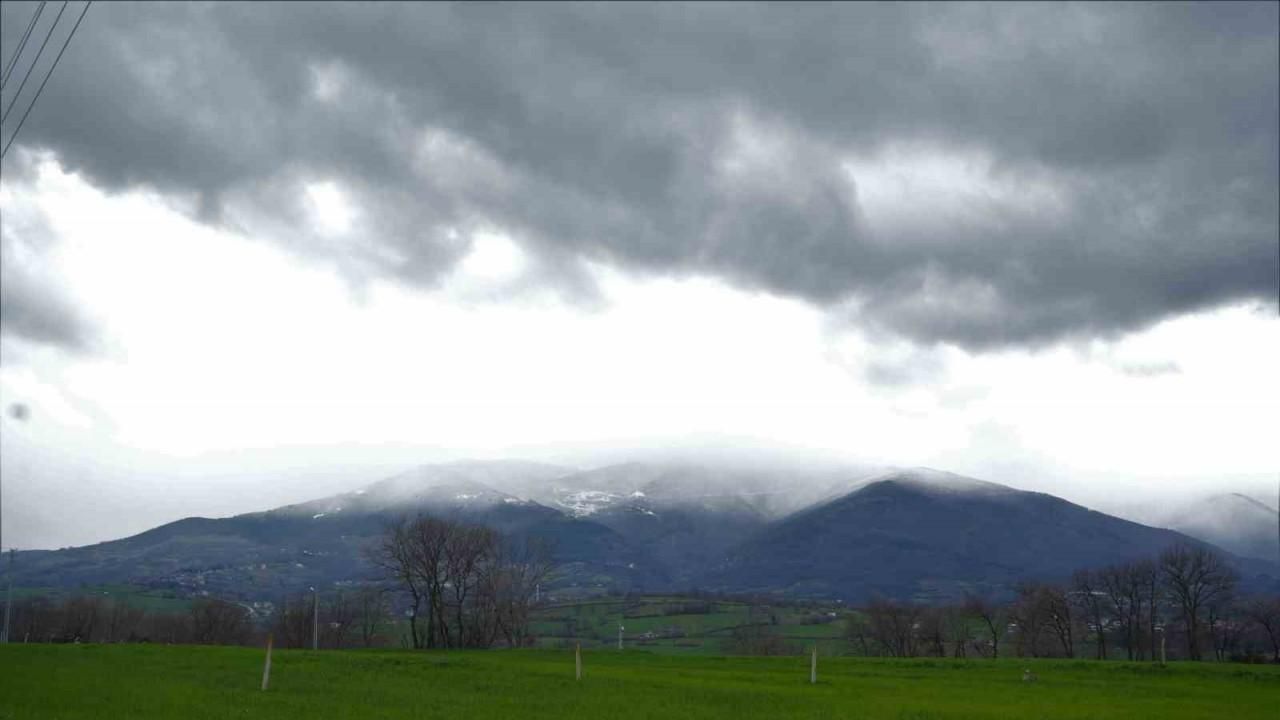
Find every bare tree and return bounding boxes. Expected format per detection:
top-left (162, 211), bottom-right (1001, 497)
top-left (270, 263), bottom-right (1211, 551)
top-left (12, 596), bottom-right (57, 643)
top-left (917, 608), bottom-right (947, 657)
top-left (1099, 562), bottom-right (1148, 660)
top-left (411, 517), bottom-right (453, 648)
top-left (1135, 558), bottom-right (1160, 662)
top-left (843, 613), bottom-right (873, 656)
top-left (442, 523), bottom-right (499, 648)
top-left (865, 597), bottom-right (921, 657)
top-left (1240, 595), bottom-right (1280, 663)
top-left (962, 593), bottom-right (1003, 659)
top-left (942, 605), bottom-right (973, 658)
top-left (271, 593), bottom-right (314, 649)
top-left (320, 591), bottom-right (357, 649)
top-left (190, 598), bottom-right (251, 645)
top-left (1159, 544), bottom-right (1238, 661)
top-left (104, 600), bottom-right (146, 643)
top-left (61, 595), bottom-right (104, 642)
top-left (353, 586), bottom-right (392, 648)
top-left (369, 516), bottom-right (436, 649)
top-left (1206, 597), bottom-right (1244, 662)
top-left (1041, 584), bottom-right (1075, 658)
top-left (482, 535), bottom-right (555, 648)
top-left (1071, 569), bottom-right (1109, 660)
top-left (1009, 582), bottom-right (1052, 658)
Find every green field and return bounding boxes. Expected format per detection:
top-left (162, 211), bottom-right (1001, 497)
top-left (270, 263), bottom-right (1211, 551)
top-left (529, 596), bottom-right (849, 655)
top-left (11, 584), bottom-right (192, 613)
top-left (2, 644), bottom-right (1277, 719)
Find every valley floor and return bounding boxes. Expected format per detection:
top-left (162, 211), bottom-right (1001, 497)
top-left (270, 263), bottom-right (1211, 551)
top-left (1, 644), bottom-right (1277, 720)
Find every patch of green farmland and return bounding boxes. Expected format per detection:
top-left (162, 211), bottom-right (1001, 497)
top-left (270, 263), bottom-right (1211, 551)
top-left (2, 644), bottom-right (1277, 720)
top-left (11, 584), bottom-right (192, 613)
top-left (532, 597), bottom-right (849, 654)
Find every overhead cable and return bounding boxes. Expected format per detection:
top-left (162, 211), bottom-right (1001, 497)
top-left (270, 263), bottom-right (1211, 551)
top-left (0, 1), bottom-right (48, 90)
top-left (1, 1), bottom-right (91, 160)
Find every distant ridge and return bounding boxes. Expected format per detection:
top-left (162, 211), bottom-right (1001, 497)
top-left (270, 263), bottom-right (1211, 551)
top-left (708, 468), bottom-right (1273, 602)
top-left (10, 461), bottom-right (1277, 602)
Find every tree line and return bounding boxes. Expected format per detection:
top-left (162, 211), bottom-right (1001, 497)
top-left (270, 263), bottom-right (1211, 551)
top-left (843, 544), bottom-right (1280, 662)
top-left (7, 534), bottom-right (1276, 662)
top-left (5, 594), bottom-right (253, 645)
top-left (5, 514), bottom-right (553, 651)
top-left (3, 586), bottom-right (403, 648)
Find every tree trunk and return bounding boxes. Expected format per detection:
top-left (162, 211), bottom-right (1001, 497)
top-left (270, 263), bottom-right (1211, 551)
top-left (409, 594), bottom-right (422, 649)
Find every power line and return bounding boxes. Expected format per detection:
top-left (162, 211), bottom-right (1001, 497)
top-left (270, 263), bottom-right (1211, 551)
top-left (0, 0), bottom-right (67, 125)
top-left (1, 1), bottom-right (90, 160)
top-left (0, 1), bottom-right (47, 90)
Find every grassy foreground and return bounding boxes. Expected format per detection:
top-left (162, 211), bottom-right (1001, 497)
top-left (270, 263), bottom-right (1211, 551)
top-left (1, 644), bottom-right (1277, 720)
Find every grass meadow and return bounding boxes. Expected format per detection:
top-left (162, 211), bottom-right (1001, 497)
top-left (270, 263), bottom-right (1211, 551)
top-left (2, 644), bottom-right (1277, 719)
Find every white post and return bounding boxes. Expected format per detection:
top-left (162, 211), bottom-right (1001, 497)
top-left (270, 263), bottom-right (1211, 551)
top-left (617, 624), bottom-right (624, 651)
top-left (575, 642), bottom-right (582, 681)
top-left (261, 634), bottom-right (274, 691)
top-left (810, 645), bottom-right (817, 684)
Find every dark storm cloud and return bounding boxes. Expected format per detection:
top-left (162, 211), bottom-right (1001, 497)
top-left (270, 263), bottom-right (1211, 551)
top-left (0, 1), bottom-right (1275, 350)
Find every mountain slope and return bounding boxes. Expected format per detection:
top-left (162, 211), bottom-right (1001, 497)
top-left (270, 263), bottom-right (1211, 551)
top-left (11, 461), bottom-right (661, 598)
top-left (708, 468), bottom-right (1269, 602)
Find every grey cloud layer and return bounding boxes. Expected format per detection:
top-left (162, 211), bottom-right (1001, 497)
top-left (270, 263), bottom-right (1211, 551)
top-left (0, 157), bottom-right (93, 354)
top-left (1, 1), bottom-right (1275, 351)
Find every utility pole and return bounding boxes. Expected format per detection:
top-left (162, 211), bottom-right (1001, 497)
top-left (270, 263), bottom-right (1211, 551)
top-left (311, 586), bottom-right (319, 651)
top-left (0, 456), bottom-right (3, 645)
top-left (2, 550), bottom-right (12, 644)
top-left (1, 403), bottom-right (29, 644)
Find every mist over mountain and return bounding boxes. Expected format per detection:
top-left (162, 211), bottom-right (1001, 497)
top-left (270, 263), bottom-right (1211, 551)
top-left (10, 460), bottom-right (1277, 603)
top-left (1148, 493), bottom-right (1279, 563)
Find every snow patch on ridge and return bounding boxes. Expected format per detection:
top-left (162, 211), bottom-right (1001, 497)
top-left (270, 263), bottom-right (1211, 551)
top-left (556, 490), bottom-right (621, 517)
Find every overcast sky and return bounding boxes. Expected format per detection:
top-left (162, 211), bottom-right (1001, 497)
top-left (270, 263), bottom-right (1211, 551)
top-left (0, 1), bottom-right (1276, 549)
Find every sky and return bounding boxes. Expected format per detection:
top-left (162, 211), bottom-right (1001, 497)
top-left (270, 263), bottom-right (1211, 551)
top-left (0, 2), bottom-right (1276, 550)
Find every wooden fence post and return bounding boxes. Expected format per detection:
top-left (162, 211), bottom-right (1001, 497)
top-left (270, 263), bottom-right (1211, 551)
top-left (261, 634), bottom-right (274, 691)
top-left (575, 642), bottom-right (582, 681)
top-left (810, 645), bottom-right (817, 684)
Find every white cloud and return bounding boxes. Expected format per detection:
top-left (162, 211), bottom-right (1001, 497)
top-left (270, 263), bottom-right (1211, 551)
top-left (844, 144), bottom-right (1069, 239)
top-left (454, 231), bottom-right (526, 283)
top-left (0, 158), bottom-right (1277, 546)
top-left (305, 180), bottom-right (357, 235)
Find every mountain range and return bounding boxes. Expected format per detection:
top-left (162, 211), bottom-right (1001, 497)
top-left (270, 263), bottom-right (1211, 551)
top-left (11, 461), bottom-right (1279, 603)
